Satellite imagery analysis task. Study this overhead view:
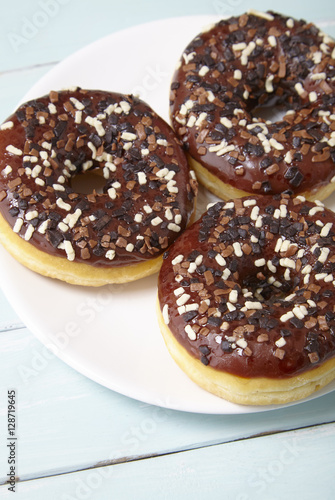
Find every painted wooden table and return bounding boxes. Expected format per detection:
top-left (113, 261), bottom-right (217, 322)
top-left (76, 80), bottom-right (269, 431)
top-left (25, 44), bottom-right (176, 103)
top-left (1, 1), bottom-right (335, 498)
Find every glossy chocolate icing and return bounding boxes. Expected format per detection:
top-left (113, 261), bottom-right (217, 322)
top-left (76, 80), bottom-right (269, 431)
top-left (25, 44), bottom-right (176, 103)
top-left (0, 89), bottom-right (197, 267)
top-left (158, 194), bottom-right (335, 379)
top-left (170, 11), bottom-right (335, 196)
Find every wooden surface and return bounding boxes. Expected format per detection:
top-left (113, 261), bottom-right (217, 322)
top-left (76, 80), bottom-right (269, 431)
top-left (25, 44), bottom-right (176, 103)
top-left (1, 1), bottom-right (335, 498)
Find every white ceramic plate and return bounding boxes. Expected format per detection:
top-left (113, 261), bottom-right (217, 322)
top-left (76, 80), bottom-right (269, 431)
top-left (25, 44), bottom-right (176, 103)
top-left (1, 16), bottom-right (335, 414)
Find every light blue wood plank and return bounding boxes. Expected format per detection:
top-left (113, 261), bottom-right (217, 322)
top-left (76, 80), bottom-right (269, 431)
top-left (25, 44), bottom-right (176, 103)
top-left (1, 0), bottom-right (335, 72)
top-left (1, 422), bottom-right (334, 499)
top-left (0, 327), bottom-right (334, 482)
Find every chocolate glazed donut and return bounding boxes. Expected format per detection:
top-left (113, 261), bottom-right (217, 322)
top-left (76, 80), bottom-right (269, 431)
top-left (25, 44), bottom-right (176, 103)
top-left (157, 194), bottom-right (335, 405)
top-left (0, 88), bottom-right (197, 286)
top-left (170, 10), bottom-right (335, 201)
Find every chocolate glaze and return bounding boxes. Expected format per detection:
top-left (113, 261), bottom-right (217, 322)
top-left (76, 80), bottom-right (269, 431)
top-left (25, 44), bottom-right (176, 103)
top-left (0, 89), bottom-right (197, 267)
top-left (158, 194), bottom-right (335, 379)
top-left (170, 11), bottom-right (335, 196)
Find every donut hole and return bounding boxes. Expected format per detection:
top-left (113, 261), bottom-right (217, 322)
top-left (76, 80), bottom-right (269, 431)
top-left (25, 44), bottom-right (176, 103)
top-left (241, 266), bottom-right (297, 304)
top-left (252, 103), bottom-right (288, 124)
top-left (70, 168), bottom-right (106, 195)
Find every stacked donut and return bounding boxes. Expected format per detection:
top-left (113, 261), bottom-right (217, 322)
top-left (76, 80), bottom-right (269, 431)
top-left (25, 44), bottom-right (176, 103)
top-left (157, 10), bottom-right (335, 405)
top-left (170, 10), bottom-right (335, 201)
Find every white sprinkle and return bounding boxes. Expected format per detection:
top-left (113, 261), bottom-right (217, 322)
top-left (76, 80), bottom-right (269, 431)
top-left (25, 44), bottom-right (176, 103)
top-left (138, 172), bottom-right (147, 185)
top-left (250, 206), bottom-right (259, 221)
top-left (162, 304), bottom-right (169, 325)
top-left (275, 337), bottom-right (286, 348)
top-left (311, 72), bottom-right (326, 81)
top-left (233, 242), bottom-right (243, 257)
top-left (56, 198), bottom-right (71, 211)
top-left (13, 218), bottom-right (23, 233)
top-left (222, 269), bottom-right (231, 280)
top-left (75, 110), bottom-right (82, 124)
top-left (293, 306), bottom-right (306, 320)
top-left (174, 287), bottom-right (185, 297)
top-left (199, 65), bottom-right (209, 76)
top-left (294, 82), bottom-right (306, 96)
top-left (195, 255), bottom-right (203, 267)
top-left (61, 241), bottom-right (74, 261)
top-left (269, 138), bottom-right (284, 150)
top-left (143, 205), bottom-right (152, 214)
top-left (280, 258), bottom-right (296, 269)
top-left (176, 293), bottom-right (190, 307)
top-left (315, 273), bottom-right (327, 281)
top-left (318, 247), bottom-right (330, 264)
top-left (157, 139), bottom-right (168, 147)
top-left (243, 199), bottom-right (256, 207)
top-left (325, 274), bottom-right (334, 282)
top-left (227, 302), bottom-right (236, 312)
top-left (187, 115), bottom-right (197, 128)
top-left (85, 116), bottom-right (105, 137)
top-left (6, 145), bottom-right (22, 156)
top-left (164, 208), bottom-right (173, 220)
top-left (236, 339), bottom-right (248, 349)
top-left (2, 165), bottom-right (12, 175)
top-left (286, 18), bottom-right (294, 28)
top-left (234, 69), bottom-right (242, 80)
top-left (245, 301), bottom-right (263, 310)
top-left (119, 101), bottom-right (131, 114)
top-left (229, 290), bottom-right (238, 304)
top-left (185, 325), bottom-right (196, 341)
top-left (108, 188), bottom-right (116, 200)
top-left (121, 131), bottom-right (137, 142)
top-left (255, 258), bottom-right (266, 267)
top-left (25, 210), bottom-right (38, 221)
top-left (265, 75), bottom-right (274, 93)
top-left (105, 249), bottom-right (116, 260)
top-left (70, 97), bottom-right (85, 110)
top-left (268, 35), bottom-right (277, 47)
top-left (168, 223), bottom-right (181, 233)
top-left (185, 304), bottom-right (199, 312)
top-left (87, 142), bottom-right (96, 160)
top-left (175, 214), bottom-right (182, 225)
top-left (53, 183), bottom-right (65, 191)
top-left (35, 178), bottom-right (45, 186)
top-left (224, 201), bottom-right (235, 209)
top-left (188, 263), bottom-right (197, 273)
top-left (267, 260), bottom-right (277, 273)
top-left (172, 254), bottom-right (184, 265)
top-left (195, 112), bottom-right (207, 128)
top-left (220, 117), bottom-right (233, 129)
top-left (232, 42), bottom-right (247, 52)
top-left (48, 103), bottom-right (57, 114)
top-left (38, 220), bottom-right (49, 234)
top-left (280, 205), bottom-right (287, 218)
top-left (151, 216), bottom-right (163, 226)
top-left (241, 41), bottom-right (256, 65)
top-left (177, 305), bottom-right (186, 315)
top-left (63, 209), bottom-right (82, 229)
top-left (58, 222), bottom-right (69, 232)
top-left (126, 243), bottom-right (134, 252)
top-left (247, 9), bottom-right (274, 21)
top-left (280, 311), bottom-right (294, 322)
top-left (284, 151), bottom-right (292, 164)
top-left (134, 213), bottom-right (143, 223)
top-left (309, 206), bottom-right (324, 216)
top-left (309, 91), bottom-right (318, 103)
top-left (320, 222), bottom-right (332, 237)
top-left (0, 121), bottom-right (14, 130)
top-left (24, 224), bottom-right (34, 241)
top-left (215, 254), bottom-right (226, 266)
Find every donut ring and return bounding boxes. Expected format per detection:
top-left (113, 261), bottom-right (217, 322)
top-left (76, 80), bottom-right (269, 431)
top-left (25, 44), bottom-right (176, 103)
top-left (157, 194), bottom-right (335, 405)
top-left (0, 88), bottom-right (197, 286)
top-left (170, 10), bottom-right (335, 201)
